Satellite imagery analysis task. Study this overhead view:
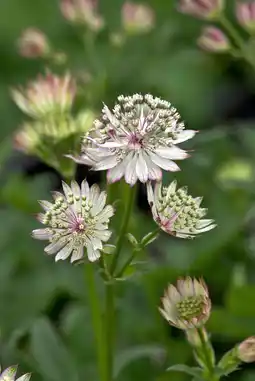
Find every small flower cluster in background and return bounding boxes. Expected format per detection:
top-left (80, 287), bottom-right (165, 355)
top-left (0, 365), bottom-right (30, 381)
top-left (178, 0), bottom-right (255, 63)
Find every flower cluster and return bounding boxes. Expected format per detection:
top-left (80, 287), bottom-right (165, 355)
top-left (0, 365), bottom-right (30, 381)
top-left (147, 180), bottom-right (216, 238)
top-left (71, 94), bottom-right (196, 185)
top-left (32, 180), bottom-right (114, 262)
top-left (17, 28), bottom-right (50, 58)
top-left (159, 277), bottom-right (211, 329)
top-left (121, 2), bottom-right (155, 34)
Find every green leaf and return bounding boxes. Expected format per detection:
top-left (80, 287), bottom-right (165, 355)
top-left (113, 345), bottom-right (166, 378)
top-left (167, 364), bottom-right (203, 379)
top-left (30, 317), bottom-right (79, 381)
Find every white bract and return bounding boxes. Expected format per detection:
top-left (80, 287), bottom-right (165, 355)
top-left (0, 365), bottom-right (31, 381)
top-left (71, 94), bottom-right (196, 185)
top-left (147, 180), bottom-right (216, 238)
top-left (32, 180), bottom-right (114, 262)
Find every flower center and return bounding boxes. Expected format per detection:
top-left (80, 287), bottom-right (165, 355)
top-left (72, 216), bottom-right (86, 233)
top-left (128, 132), bottom-right (143, 149)
top-left (176, 296), bottom-right (205, 321)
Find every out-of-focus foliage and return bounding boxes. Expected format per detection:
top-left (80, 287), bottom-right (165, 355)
top-left (1, 1), bottom-right (255, 381)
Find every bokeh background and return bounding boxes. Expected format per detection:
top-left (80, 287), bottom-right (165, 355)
top-left (1, 0), bottom-right (255, 381)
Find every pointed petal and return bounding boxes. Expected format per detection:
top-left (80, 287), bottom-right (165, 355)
top-left (174, 129), bottom-right (197, 144)
top-left (32, 228), bottom-right (51, 240)
top-left (150, 152), bottom-right (180, 172)
top-left (55, 243), bottom-right (74, 261)
top-left (155, 146), bottom-right (188, 160)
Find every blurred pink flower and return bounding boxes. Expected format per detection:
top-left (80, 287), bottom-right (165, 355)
top-left (238, 337), bottom-right (255, 363)
top-left (179, 0), bottom-right (224, 19)
top-left (198, 26), bottom-right (230, 52)
top-left (236, 1), bottom-right (255, 32)
top-left (122, 2), bottom-right (155, 33)
top-left (60, 0), bottom-right (104, 31)
top-left (17, 28), bottom-right (50, 58)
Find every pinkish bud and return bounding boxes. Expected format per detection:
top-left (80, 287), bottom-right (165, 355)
top-left (198, 26), bottom-right (230, 52)
top-left (60, 0), bottom-right (104, 31)
top-left (238, 336), bottom-right (255, 363)
top-left (17, 28), bottom-right (50, 58)
top-left (237, 1), bottom-right (255, 32)
top-left (179, 0), bottom-right (224, 19)
top-left (122, 2), bottom-right (155, 34)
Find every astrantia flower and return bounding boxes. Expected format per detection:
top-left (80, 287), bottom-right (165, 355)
top-left (11, 72), bottom-right (76, 119)
top-left (159, 277), bottom-right (211, 329)
top-left (17, 28), bottom-right (50, 58)
top-left (60, 0), bottom-right (104, 31)
top-left (122, 2), bottom-right (155, 34)
top-left (71, 94), bottom-right (196, 185)
top-left (236, 2), bottom-right (255, 32)
top-left (178, 0), bottom-right (224, 19)
top-left (32, 180), bottom-right (114, 262)
top-left (198, 26), bottom-right (230, 53)
top-left (147, 180), bottom-right (216, 238)
top-left (238, 337), bottom-right (255, 363)
top-left (0, 365), bottom-right (31, 381)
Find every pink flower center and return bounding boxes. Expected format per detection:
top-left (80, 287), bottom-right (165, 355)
top-left (128, 132), bottom-right (143, 149)
top-left (72, 216), bottom-right (86, 233)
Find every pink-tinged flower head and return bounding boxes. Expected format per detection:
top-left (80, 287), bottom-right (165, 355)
top-left (0, 365), bottom-right (31, 381)
top-left (198, 26), bottom-right (230, 52)
top-left (71, 94), bottom-right (196, 185)
top-left (122, 2), bottom-right (155, 34)
top-left (238, 337), bottom-right (255, 363)
top-left (159, 277), bottom-right (211, 329)
top-left (17, 28), bottom-right (50, 58)
top-left (147, 180), bottom-right (216, 238)
top-left (237, 2), bottom-right (255, 32)
top-left (11, 72), bottom-right (76, 119)
top-left (60, 0), bottom-right (104, 31)
top-left (179, 0), bottom-right (224, 19)
top-left (32, 180), bottom-right (114, 262)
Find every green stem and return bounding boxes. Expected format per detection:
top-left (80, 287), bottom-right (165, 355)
top-left (110, 184), bottom-right (136, 274)
top-left (85, 263), bottom-right (107, 381)
top-left (105, 282), bottom-right (115, 381)
top-left (197, 328), bottom-right (218, 381)
top-left (219, 15), bottom-right (244, 50)
top-left (115, 228), bottom-right (160, 278)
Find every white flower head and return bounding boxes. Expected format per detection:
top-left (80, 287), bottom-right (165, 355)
top-left (72, 94), bottom-right (197, 185)
top-left (0, 365), bottom-right (31, 381)
top-left (32, 180), bottom-right (114, 262)
top-left (147, 180), bottom-right (216, 238)
top-left (159, 277), bottom-right (211, 329)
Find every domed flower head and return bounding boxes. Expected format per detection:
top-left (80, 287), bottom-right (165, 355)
top-left (0, 365), bottom-right (31, 381)
top-left (159, 277), bottom-right (211, 329)
top-left (17, 28), bottom-right (50, 58)
top-left (60, 0), bottom-right (104, 31)
top-left (32, 180), bottom-right (114, 262)
top-left (72, 94), bottom-right (196, 185)
top-left (122, 2), bottom-right (155, 34)
top-left (178, 0), bottom-right (224, 19)
top-left (11, 72), bottom-right (76, 119)
top-left (147, 180), bottom-right (216, 238)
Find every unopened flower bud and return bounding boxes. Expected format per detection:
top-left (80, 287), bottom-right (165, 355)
top-left (237, 2), bottom-right (255, 32)
top-left (178, 0), bottom-right (224, 20)
top-left (198, 26), bottom-right (230, 52)
top-left (60, 0), bottom-right (104, 31)
top-left (122, 2), bottom-right (155, 34)
top-left (238, 336), bottom-right (255, 363)
top-left (17, 28), bottom-right (50, 58)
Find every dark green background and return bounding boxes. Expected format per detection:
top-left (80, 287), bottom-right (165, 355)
top-left (1, 1), bottom-right (255, 381)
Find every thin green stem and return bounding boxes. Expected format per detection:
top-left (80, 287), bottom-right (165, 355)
top-left (84, 263), bottom-right (107, 381)
top-left (105, 282), bottom-right (115, 381)
top-left (197, 328), bottom-right (218, 381)
top-left (219, 15), bottom-right (244, 50)
top-left (110, 184), bottom-right (136, 274)
top-left (115, 228), bottom-right (160, 278)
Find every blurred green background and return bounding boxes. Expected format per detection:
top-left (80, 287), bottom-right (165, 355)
top-left (1, 1), bottom-right (255, 381)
